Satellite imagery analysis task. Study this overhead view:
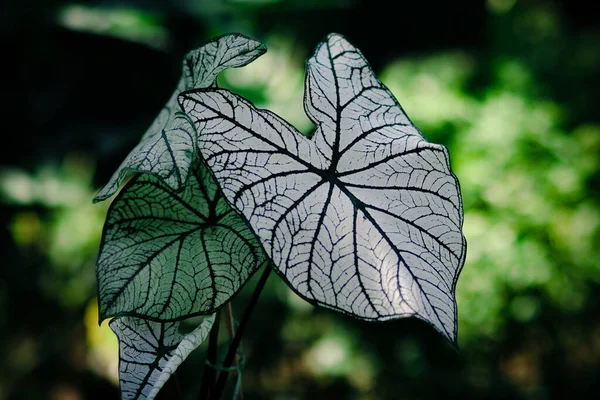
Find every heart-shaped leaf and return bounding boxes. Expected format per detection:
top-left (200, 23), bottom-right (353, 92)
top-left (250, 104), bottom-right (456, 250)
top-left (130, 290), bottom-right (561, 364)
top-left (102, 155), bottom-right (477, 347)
top-left (97, 164), bottom-right (267, 321)
top-left (94, 33), bottom-right (267, 203)
top-left (110, 314), bottom-right (215, 400)
top-left (180, 33), bottom-right (466, 342)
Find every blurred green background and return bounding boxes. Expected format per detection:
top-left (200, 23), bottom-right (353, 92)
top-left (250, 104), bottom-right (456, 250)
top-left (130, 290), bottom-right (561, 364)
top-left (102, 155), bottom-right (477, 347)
top-left (1, 0), bottom-right (599, 399)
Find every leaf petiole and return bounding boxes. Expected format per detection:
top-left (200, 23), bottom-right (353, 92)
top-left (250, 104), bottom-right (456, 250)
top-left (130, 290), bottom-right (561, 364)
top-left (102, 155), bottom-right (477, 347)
top-left (223, 302), bottom-right (244, 399)
top-left (199, 310), bottom-right (221, 399)
top-left (209, 267), bottom-right (272, 400)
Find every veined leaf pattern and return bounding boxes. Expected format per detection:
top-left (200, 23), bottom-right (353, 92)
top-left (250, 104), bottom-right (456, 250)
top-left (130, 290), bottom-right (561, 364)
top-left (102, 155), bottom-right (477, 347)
top-left (180, 33), bottom-right (466, 341)
top-left (110, 315), bottom-right (215, 400)
top-left (97, 165), bottom-right (267, 321)
top-left (94, 33), bottom-right (267, 202)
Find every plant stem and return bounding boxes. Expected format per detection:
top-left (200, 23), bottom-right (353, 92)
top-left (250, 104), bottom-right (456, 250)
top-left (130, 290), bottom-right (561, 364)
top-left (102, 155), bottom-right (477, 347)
top-left (209, 267), bottom-right (272, 400)
top-left (224, 302), bottom-right (236, 348)
top-left (198, 309), bottom-right (221, 399)
top-left (224, 302), bottom-right (243, 400)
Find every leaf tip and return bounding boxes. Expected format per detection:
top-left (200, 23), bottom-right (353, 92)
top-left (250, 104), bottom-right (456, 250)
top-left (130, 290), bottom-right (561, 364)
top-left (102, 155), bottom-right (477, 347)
top-left (92, 194), bottom-right (104, 204)
top-left (98, 312), bottom-right (106, 326)
top-left (255, 42), bottom-right (268, 55)
top-left (446, 333), bottom-right (461, 354)
top-left (230, 32), bottom-right (268, 54)
top-left (97, 304), bottom-right (111, 326)
top-left (93, 179), bottom-right (119, 203)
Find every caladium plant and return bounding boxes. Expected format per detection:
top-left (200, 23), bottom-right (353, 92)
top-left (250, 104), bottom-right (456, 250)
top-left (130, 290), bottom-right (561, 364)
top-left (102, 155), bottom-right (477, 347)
top-left (95, 33), bottom-right (269, 400)
top-left (95, 32), bottom-right (466, 400)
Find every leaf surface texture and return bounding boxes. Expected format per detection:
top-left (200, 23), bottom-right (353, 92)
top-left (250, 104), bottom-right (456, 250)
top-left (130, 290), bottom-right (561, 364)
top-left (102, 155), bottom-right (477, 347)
top-left (180, 33), bottom-right (466, 341)
top-left (97, 166), bottom-right (267, 321)
top-left (110, 315), bottom-right (214, 400)
top-left (94, 34), bottom-right (267, 202)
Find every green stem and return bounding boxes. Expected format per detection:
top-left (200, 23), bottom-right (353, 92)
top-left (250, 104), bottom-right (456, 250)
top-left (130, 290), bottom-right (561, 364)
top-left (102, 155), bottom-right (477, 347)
top-left (209, 267), bottom-right (272, 400)
top-left (198, 309), bottom-right (221, 399)
top-left (224, 302), bottom-right (243, 400)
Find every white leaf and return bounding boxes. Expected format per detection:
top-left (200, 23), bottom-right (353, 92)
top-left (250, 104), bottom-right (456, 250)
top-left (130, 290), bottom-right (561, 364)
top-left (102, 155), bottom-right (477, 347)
top-left (110, 314), bottom-right (215, 400)
top-left (180, 33), bottom-right (466, 342)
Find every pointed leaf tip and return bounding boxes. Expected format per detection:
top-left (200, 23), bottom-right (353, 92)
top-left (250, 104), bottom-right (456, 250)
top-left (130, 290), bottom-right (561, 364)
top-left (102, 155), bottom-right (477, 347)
top-left (183, 33), bottom-right (268, 90)
top-left (94, 33), bottom-right (267, 202)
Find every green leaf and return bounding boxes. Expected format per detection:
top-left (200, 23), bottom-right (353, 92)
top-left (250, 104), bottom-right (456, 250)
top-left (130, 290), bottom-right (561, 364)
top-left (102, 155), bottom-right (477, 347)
top-left (110, 314), bottom-right (215, 400)
top-left (94, 33), bottom-right (267, 203)
top-left (180, 33), bottom-right (466, 342)
top-left (97, 164), bottom-right (267, 321)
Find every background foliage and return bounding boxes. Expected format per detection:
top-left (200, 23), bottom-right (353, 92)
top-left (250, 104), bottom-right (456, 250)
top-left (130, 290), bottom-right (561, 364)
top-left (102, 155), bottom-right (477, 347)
top-left (1, 0), bottom-right (598, 399)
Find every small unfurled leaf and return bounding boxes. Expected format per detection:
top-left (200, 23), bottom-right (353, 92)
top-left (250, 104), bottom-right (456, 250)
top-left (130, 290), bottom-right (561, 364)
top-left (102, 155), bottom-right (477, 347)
top-left (110, 314), bottom-right (215, 400)
top-left (97, 165), bottom-right (267, 321)
top-left (94, 33), bottom-right (267, 202)
top-left (180, 33), bottom-right (466, 342)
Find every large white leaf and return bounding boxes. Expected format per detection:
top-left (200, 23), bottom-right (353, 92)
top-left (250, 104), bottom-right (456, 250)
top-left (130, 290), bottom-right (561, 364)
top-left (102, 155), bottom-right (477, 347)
top-left (94, 33), bottom-right (267, 202)
top-left (110, 314), bottom-right (215, 400)
top-left (97, 165), bottom-right (267, 321)
top-left (180, 33), bottom-right (466, 342)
